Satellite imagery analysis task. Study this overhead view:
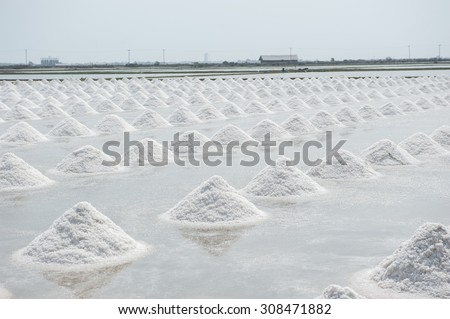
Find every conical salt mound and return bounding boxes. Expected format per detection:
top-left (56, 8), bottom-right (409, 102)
top-left (358, 105), bottom-right (384, 120)
top-left (310, 110), bottom-right (344, 130)
top-left (319, 285), bottom-right (365, 299)
top-left (335, 107), bottom-right (365, 126)
top-left (398, 100), bottom-right (420, 113)
top-left (431, 96), bottom-right (449, 107)
top-left (219, 102), bottom-right (247, 118)
top-left (286, 96), bottom-right (310, 111)
top-left (371, 223), bottom-right (450, 298)
top-left (241, 157), bottom-right (325, 198)
top-left (161, 175), bottom-right (267, 228)
top-left (307, 150), bottom-right (379, 179)
top-left (416, 97), bottom-right (437, 110)
top-left (195, 105), bottom-right (226, 121)
top-left (66, 101), bottom-right (98, 116)
top-left (16, 202), bottom-right (148, 268)
top-left (4, 105), bottom-right (39, 121)
top-left (93, 100), bottom-right (123, 113)
top-left (398, 132), bottom-right (449, 158)
top-left (48, 117), bottom-right (94, 137)
top-left (96, 115), bottom-right (135, 134)
top-left (431, 125), bottom-right (450, 147)
top-left (379, 103), bottom-right (404, 116)
top-left (119, 98), bottom-right (145, 111)
top-left (249, 119), bottom-right (292, 140)
top-left (56, 145), bottom-right (119, 175)
top-left (125, 138), bottom-right (174, 166)
top-left (174, 130), bottom-right (210, 154)
top-left (0, 121), bottom-right (48, 144)
top-left (211, 124), bottom-right (256, 145)
top-left (361, 139), bottom-right (420, 166)
top-left (265, 99), bottom-right (290, 112)
top-left (168, 106), bottom-right (201, 125)
top-left (35, 102), bottom-right (69, 118)
top-left (281, 114), bottom-right (317, 135)
top-left (0, 153), bottom-right (53, 191)
top-left (132, 110), bottom-right (171, 129)
top-left (242, 101), bottom-right (271, 114)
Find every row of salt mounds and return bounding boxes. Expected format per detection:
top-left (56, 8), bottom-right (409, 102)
top-left (398, 132), bottom-right (449, 158)
top-left (307, 150), bottom-right (379, 179)
top-left (241, 157), bottom-right (325, 198)
top-left (281, 114), bottom-right (318, 135)
top-left (14, 202), bottom-right (149, 269)
top-left (132, 110), bottom-right (171, 129)
top-left (55, 145), bottom-right (119, 175)
top-left (96, 115), bottom-right (135, 134)
top-left (161, 175), bottom-right (267, 228)
top-left (370, 223), bottom-right (450, 298)
top-left (0, 153), bottom-right (53, 191)
top-left (431, 125), bottom-right (450, 147)
top-left (249, 119), bottom-right (292, 141)
top-left (48, 117), bottom-right (94, 137)
top-left (211, 124), bottom-right (256, 145)
top-left (361, 139), bottom-right (420, 166)
top-left (319, 285), bottom-right (365, 299)
top-left (0, 121), bottom-right (48, 144)
top-left (125, 138), bottom-right (174, 166)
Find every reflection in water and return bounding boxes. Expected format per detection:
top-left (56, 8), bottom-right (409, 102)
top-left (42, 263), bottom-right (130, 298)
top-left (180, 227), bottom-right (252, 256)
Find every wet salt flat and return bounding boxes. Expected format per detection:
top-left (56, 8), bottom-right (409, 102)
top-left (0, 72), bottom-right (450, 298)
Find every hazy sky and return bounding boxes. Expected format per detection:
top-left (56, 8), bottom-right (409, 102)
top-left (1, 0), bottom-right (449, 64)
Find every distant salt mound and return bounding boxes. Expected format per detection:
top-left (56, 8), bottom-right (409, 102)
top-left (93, 100), bottom-right (123, 113)
top-left (323, 93), bottom-right (342, 105)
top-left (66, 101), bottom-right (97, 116)
top-left (168, 106), bottom-right (202, 125)
top-left (243, 101), bottom-right (271, 114)
top-left (367, 90), bottom-right (384, 100)
top-left (431, 96), bottom-right (449, 107)
top-left (307, 150), bottom-right (379, 179)
top-left (174, 130), bottom-right (210, 154)
top-left (132, 110), bottom-right (171, 129)
top-left (161, 175), bottom-right (267, 228)
top-left (398, 100), bottom-right (420, 113)
top-left (398, 132), bottom-right (449, 158)
top-left (285, 96), bottom-right (310, 111)
top-left (96, 115), bottom-right (135, 134)
top-left (48, 117), bottom-right (94, 137)
top-left (4, 105), bottom-right (39, 121)
top-left (361, 139), bottom-right (419, 166)
top-left (211, 124), bottom-right (256, 145)
top-left (16, 202), bottom-right (148, 268)
top-left (358, 105), bottom-right (384, 120)
top-left (0, 153), bottom-right (53, 192)
top-left (281, 114), bottom-right (317, 135)
top-left (371, 223), bottom-right (450, 298)
top-left (119, 98), bottom-right (145, 111)
top-left (126, 138), bottom-right (174, 166)
top-left (220, 102), bottom-right (247, 118)
top-left (339, 92), bottom-right (359, 104)
top-left (319, 285), bottom-right (365, 299)
top-left (310, 111), bottom-right (344, 130)
top-left (265, 99), bottom-right (290, 112)
top-left (431, 125), bottom-right (450, 147)
top-left (335, 107), bottom-right (365, 126)
top-left (379, 103), bottom-right (404, 116)
top-left (305, 95), bottom-right (326, 108)
top-left (35, 102), bottom-right (69, 119)
top-left (242, 157), bottom-right (325, 198)
top-left (249, 119), bottom-right (292, 140)
top-left (0, 286), bottom-right (12, 299)
top-left (56, 145), bottom-right (119, 175)
top-left (195, 105), bottom-right (226, 121)
top-left (416, 97), bottom-right (437, 110)
top-left (0, 121), bottom-right (48, 144)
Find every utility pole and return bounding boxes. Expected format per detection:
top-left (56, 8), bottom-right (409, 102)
top-left (289, 47), bottom-right (292, 60)
top-left (163, 49), bottom-right (166, 65)
top-left (127, 49), bottom-right (131, 64)
top-left (438, 44), bottom-right (441, 59)
top-left (408, 45), bottom-right (411, 60)
top-left (25, 49), bottom-right (28, 65)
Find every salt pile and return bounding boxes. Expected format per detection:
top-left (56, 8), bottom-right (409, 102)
top-left (219, 102), bottom-right (247, 118)
top-left (285, 96), bottom-right (310, 111)
top-left (0, 153), bottom-right (53, 191)
top-left (265, 99), bottom-right (290, 112)
top-left (168, 106), bottom-right (201, 125)
top-left (211, 124), bottom-right (256, 145)
top-left (36, 102), bottom-right (69, 118)
top-left (126, 138), bottom-right (174, 166)
top-left (66, 101), bottom-right (98, 116)
top-left (96, 115), bottom-right (135, 134)
top-left (161, 175), bottom-right (267, 228)
top-left (0, 286), bottom-right (12, 299)
top-left (305, 95), bottom-right (326, 108)
top-left (56, 145), bottom-right (119, 175)
top-left (120, 98), bottom-right (145, 111)
top-left (398, 132), bottom-right (449, 158)
top-left (416, 97), bottom-right (437, 110)
top-left (175, 130), bottom-right (210, 153)
top-left (132, 110), bottom-right (171, 129)
top-left (242, 101), bottom-right (271, 114)
top-left (431, 125), bottom-right (450, 146)
top-left (310, 111), bottom-right (344, 130)
top-left (248, 119), bottom-right (292, 140)
top-left (379, 103), bottom-right (404, 116)
top-left (334, 107), bottom-right (365, 126)
top-left (319, 285), bottom-right (365, 299)
top-left (93, 100), bottom-right (123, 113)
top-left (195, 105), bottom-right (226, 121)
top-left (360, 139), bottom-right (419, 166)
top-left (48, 117), bottom-right (94, 137)
top-left (358, 105), bottom-right (384, 120)
top-left (241, 157), bottom-right (325, 198)
top-left (281, 114), bottom-right (318, 135)
top-left (4, 105), bottom-right (39, 121)
top-left (431, 96), bottom-right (449, 107)
top-left (0, 121), bottom-right (48, 144)
top-left (398, 100), bottom-right (420, 113)
top-left (371, 223), bottom-right (450, 298)
top-left (15, 202), bottom-right (148, 268)
top-left (307, 150), bottom-right (379, 179)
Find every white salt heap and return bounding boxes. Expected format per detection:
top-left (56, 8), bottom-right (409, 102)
top-left (281, 114), bottom-right (317, 135)
top-left (96, 115), bottom-right (135, 134)
top-left (379, 103), bottom-right (404, 116)
top-left (4, 105), bottom-right (39, 121)
top-left (35, 102), bottom-right (69, 118)
top-left (0, 121), bottom-right (48, 144)
top-left (249, 119), bottom-right (292, 140)
top-left (66, 101), bottom-right (97, 116)
top-left (211, 124), bottom-right (256, 145)
top-left (195, 105), bottom-right (226, 121)
top-left (0, 153), bottom-right (53, 191)
top-left (161, 175), bottom-right (266, 228)
top-left (242, 101), bottom-right (271, 114)
top-left (416, 97), bottom-right (437, 110)
top-left (168, 106), bottom-right (201, 125)
top-left (241, 157), bottom-right (325, 198)
top-left (319, 285), bottom-right (365, 299)
top-left (0, 286), bottom-right (12, 299)
top-left (93, 100), bottom-right (123, 113)
top-left (310, 111), bottom-right (344, 130)
top-left (132, 110), bottom-right (171, 129)
top-left (371, 223), bottom-right (450, 298)
top-left (56, 145), bottom-right (119, 175)
top-left (358, 105), bottom-right (384, 120)
top-left (398, 100), bottom-right (420, 113)
top-left (360, 139), bottom-right (420, 166)
top-left (174, 130), bottom-right (210, 154)
top-left (219, 102), bottom-right (247, 118)
top-left (125, 138), bottom-right (174, 166)
top-left (431, 125), bottom-right (450, 147)
top-left (307, 150), bottom-right (379, 179)
top-left (398, 132), bottom-right (449, 158)
top-left (335, 107), bottom-right (365, 126)
top-left (48, 117), bottom-right (94, 137)
top-left (16, 202), bottom-right (148, 268)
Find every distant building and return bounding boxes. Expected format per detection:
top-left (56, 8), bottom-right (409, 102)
top-left (40, 57), bottom-right (59, 66)
top-left (259, 55), bottom-right (298, 65)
